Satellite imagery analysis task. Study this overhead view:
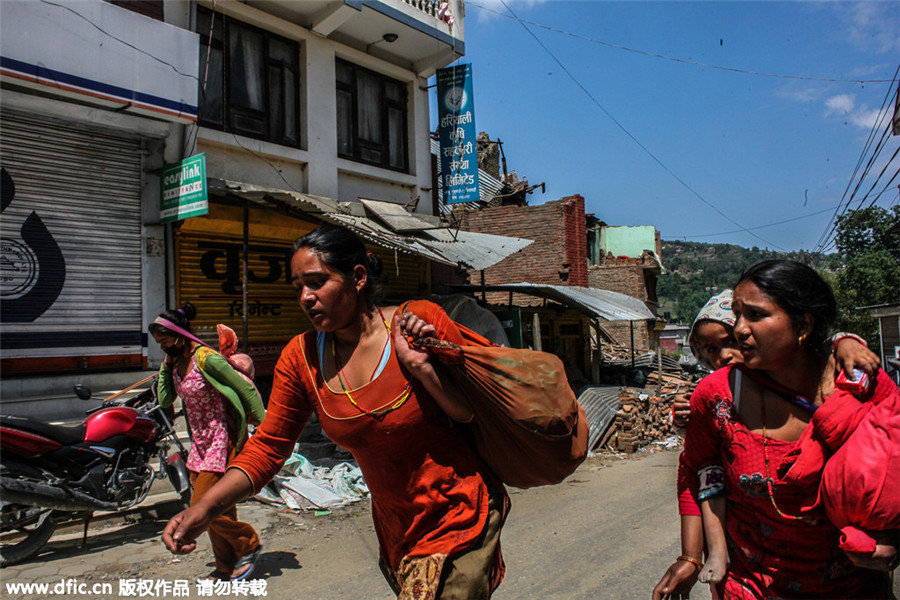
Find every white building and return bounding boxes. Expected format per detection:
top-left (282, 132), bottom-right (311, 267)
top-left (0, 0), bottom-right (470, 417)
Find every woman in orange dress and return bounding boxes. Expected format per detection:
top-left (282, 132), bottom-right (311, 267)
top-left (161, 224), bottom-right (509, 599)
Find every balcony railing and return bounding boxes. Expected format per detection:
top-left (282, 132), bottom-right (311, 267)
top-left (401, 0), bottom-right (454, 24)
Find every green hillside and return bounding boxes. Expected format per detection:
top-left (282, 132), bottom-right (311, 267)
top-left (657, 241), bottom-right (833, 324)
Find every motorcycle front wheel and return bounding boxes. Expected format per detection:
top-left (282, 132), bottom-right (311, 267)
top-left (0, 505), bottom-right (56, 567)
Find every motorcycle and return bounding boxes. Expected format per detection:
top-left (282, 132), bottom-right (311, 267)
top-left (0, 375), bottom-right (191, 567)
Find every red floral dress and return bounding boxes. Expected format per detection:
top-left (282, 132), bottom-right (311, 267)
top-left (173, 358), bottom-right (230, 473)
top-left (677, 366), bottom-right (891, 599)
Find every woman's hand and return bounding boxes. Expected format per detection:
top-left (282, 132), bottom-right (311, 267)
top-left (392, 311), bottom-right (473, 422)
top-left (673, 394), bottom-right (691, 428)
top-left (652, 560), bottom-right (699, 600)
top-left (834, 337), bottom-right (880, 379)
top-left (392, 312), bottom-right (438, 378)
top-left (844, 530), bottom-right (900, 571)
top-left (161, 504), bottom-right (214, 555)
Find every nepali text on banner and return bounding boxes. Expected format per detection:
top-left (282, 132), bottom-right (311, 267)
top-left (436, 64), bottom-right (480, 204)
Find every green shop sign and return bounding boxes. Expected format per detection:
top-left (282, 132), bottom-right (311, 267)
top-left (160, 154), bottom-right (208, 223)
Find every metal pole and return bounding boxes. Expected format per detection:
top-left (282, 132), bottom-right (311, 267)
top-left (657, 348), bottom-right (663, 395)
top-left (533, 312), bottom-right (542, 352)
top-left (242, 199), bottom-right (249, 353)
top-left (630, 321), bottom-right (635, 369)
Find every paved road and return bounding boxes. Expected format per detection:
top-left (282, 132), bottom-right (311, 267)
top-left (3, 448), bottom-right (895, 600)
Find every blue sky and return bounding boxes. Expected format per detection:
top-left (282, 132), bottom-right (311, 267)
top-left (430, 1), bottom-right (900, 253)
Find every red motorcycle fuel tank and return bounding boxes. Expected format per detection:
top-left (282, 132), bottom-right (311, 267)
top-left (84, 407), bottom-right (157, 443)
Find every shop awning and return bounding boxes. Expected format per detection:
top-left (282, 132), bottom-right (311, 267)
top-left (450, 282), bottom-right (659, 322)
top-left (208, 179), bottom-right (533, 270)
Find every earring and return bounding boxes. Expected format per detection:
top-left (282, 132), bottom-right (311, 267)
top-left (798, 334), bottom-right (807, 345)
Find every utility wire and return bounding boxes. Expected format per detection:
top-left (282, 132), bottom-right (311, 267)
top-left (498, 0), bottom-right (784, 251)
top-left (813, 64), bottom-right (899, 250)
top-left (852, 139), bottom-right (900, 213)
top-left (469, 1), bottom-right (894, 85)
top-left (39, 0), bottom-right (199, 83)
top-left (818, 148), bottom-right (900, 254)
top-left (813, 68), bottom-right (900, 253)
top-left (684, 205), bottom-right (840, 238)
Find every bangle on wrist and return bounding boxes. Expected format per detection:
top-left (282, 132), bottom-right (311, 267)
top-left (677, 555), bottom-right (703, 570)
top-left (832, 332), bottom-right (866, 352)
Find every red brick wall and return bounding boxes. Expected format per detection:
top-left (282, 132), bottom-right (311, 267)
top-left (457, 195), bottom-right (588, 291)
top-left (604, 321), bottom-right (652, 352)
top-left (588, 264), bottom-right (648, 300)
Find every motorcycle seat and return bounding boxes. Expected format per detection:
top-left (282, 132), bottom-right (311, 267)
top-left (0, 414), bottom-right (86, 446)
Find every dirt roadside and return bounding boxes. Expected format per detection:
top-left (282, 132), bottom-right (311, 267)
top-left (5, 448), bottom-right (895, 600)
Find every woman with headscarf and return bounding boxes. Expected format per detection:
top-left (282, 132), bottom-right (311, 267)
top-left (150, 303), bottom-right (265, 582)
top-left (655, 260), bottom-right (896, 599)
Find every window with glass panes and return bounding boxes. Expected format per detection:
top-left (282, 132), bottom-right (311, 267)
top-left (336, 59), bottom-right (408, 172)
top-left (197, 7), bottom-right (299, 147)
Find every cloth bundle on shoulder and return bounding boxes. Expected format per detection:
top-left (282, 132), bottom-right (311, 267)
top-left (417, 336), bottom-right (588, 489)
top-left (776, 369), bottom-right (900, 553)
top-left (818, 371), bottom-right (900, 553)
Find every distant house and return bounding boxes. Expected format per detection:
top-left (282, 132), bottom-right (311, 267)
top-left (587, 223), bottom-right (666, 351)
top-left (863, 302), bottom-right (900, 383)
top-left (659, 323), bottom-right (692, 356)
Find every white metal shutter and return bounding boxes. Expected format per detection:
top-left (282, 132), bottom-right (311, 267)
top-left (0, 108), bottom-right (144, 362)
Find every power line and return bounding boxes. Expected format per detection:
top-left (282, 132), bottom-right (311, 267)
top-left (813, 68), bottom-right (900, 253)
top-left (683, 204), bottom-right (840, 238)
top-left (469, 2), bottom-right (894, 86)
top-left (497, 0), bottom-right (784, 251)
top-left (39, 0), bottom-right (198, 83)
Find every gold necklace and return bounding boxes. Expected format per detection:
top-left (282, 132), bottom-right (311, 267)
top-left (760, 392), bottom-right (809, 522)
top-left (330, 308), bottom-right (410, 418)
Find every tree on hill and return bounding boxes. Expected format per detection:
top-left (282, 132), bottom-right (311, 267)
top-left (829, 205), bottom-right (900, 345)
top-left (657, 241), bottom-right (831, 323)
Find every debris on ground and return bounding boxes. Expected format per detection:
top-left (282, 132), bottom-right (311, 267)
top-left (581, 351), bottom-right (698, 455)
top-left (255, 451), bottom-right (369, 512)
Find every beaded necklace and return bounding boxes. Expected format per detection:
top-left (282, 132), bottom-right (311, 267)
top-left (760, 391), bottom-right (810, 522)
top-left (330, 307), bottom-right (411, 418)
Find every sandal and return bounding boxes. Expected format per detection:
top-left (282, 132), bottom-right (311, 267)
top-left (231, 546), bottom-right (262, 581)
top-left (198, 570), bottom-right (228, 583)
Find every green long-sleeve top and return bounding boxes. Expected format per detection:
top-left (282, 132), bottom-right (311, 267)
top-left (157, 346), bottom-right (265, 447)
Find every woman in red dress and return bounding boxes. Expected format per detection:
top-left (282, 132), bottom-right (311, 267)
top-left (161, 224), bottom-right (508, 599)
top-left (657, 260), bottom-right (896, 599)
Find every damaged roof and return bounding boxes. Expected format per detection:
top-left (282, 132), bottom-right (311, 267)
top-left (452, 282), bottom-right (659, 322)
top-left (208, 179), bottom-right (533, 271)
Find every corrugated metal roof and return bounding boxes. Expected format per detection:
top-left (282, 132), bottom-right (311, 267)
top-left (208, 179), bottom-right (533, 271)
top-left (578, 385), bottom-right (657, 452)
top-left (359, 198), bottom-right (440, 232)
top-left (452, 282), bottom-right (658, 321)
top-left (578, 385), bottom-right (621, 452)
top-left (422, 229), bottom-right (535, 271)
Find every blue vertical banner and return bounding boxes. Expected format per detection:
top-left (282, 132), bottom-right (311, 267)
top-left (436, 64), bottom-right (480, 204)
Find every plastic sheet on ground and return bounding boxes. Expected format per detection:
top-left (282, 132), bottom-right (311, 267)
top-left (255, 452), bottom-right (369, 511)
top-left (651, 435), bottom-right (681, 450)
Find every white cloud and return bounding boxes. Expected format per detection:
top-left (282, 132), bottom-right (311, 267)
top-left (849, 108), bottom-right (882, 130)
top-left (824, 94), bottom-right (855, 116)
top-left (823, 94), bottom-right (882, 131)
top-left (839, 2), bottom-right (900, 54)
top-left (775, 82), bottom-right (825, 103)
